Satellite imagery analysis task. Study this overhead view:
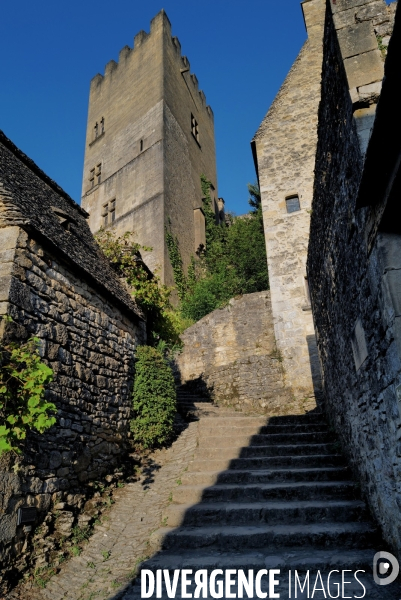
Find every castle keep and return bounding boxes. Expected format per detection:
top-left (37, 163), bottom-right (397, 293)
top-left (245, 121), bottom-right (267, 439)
top-left (81, 10), bottom-right (219, 286)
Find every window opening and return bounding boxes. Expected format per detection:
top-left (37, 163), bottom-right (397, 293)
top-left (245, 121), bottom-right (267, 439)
top-left (96, 164), bottom-right (102, 185)
top-left (100, 117), bottom-right (105, 134)
top-left (94, 122), bottom-right (99, 139)
top-left (89, 168), bottom-right (95, 189)
top-left (102, 199), bottom-right (116, 227)
top-left (191, 113), bottom-right (200, 144)
top-left (140, 139), bottom-right (143, 152)
top-left (286, 194), bottom-right (300, 213)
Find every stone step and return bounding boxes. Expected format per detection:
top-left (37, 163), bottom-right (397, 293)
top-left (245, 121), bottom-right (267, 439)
top-left (163, 499), bottom-right (368, 527)
top-left (177, 398), bottom-right (212, 404)
top-left (154, 521), bottom-right (377, 551)
top-left (198, 416), bottom-right (274, 427)
top-left (177, 394), bottom-right (211, 400)
top-left (197, 432), bottom-right (333, 447)
top-left (181, 466), bottom-right (350, 486)
top-left (268, 413), bottom-right (326, 424)
top-left (138, 547), bottom-right (377, 573)
top-left (172, 481), bottom-right (357, 504)
top-left (198, 423), bottom-right (330, 435)
top-left (196, 443), bottom-right (338, 460)
top-left (188, 454), bottom-right (346, 472)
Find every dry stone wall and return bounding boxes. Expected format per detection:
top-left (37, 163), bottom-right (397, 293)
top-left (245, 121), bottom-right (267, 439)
top-left (0, 226), bottom-right (145, 587)
top-left (307, 4), bottom-right (401, 558)
top-left (175, 292), bottom-right (311, 414)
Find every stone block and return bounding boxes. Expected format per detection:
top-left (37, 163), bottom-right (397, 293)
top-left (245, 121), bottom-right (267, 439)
top-left (331, 0), bottom-right (377, 15)
top-left (351, 318), bottom-right (368, 371)
top-left (0, 514), bottom-right (17, 543)
top-left (343, 49), bottom-right (384, 89)
top-left (0, 274), bottom-right (12, 302)
top-left (355, 2), bottom-right (388, 23)
top-left (337, 21), bottom-right (378, 58)
top-left (377, 233), bottom-right (401, 271)
top-left (358, 81), bottom-right (382, 103)
top-left (0, 226), bottom-right (20, 251)
top-left (384, 270), bottom-right (401, 317)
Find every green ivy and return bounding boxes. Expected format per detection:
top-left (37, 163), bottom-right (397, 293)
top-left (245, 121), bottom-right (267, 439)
top-left (165, 227), bottom-right (187, 301)
top-left (130, 346), bottom-right (177, 449)
top-left (0, 335), bottom-right (55, 456)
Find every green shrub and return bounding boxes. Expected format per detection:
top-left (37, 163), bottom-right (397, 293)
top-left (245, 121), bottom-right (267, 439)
top-left (175, 179), bottom-right (269, 322)
top-left (0, 335), bottom-right (55, 456)
top-left (130, 346), bottom-right (177, 449)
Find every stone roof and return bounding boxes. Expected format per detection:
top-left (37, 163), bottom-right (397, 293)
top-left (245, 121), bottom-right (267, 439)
top-left (0, 129), bottom-right (144, 322)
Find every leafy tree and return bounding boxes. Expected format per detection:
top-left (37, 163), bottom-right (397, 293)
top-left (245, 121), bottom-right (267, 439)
top-left (174, 177), bottom-right (269, 322)
top-left (0, 336), bottom-right (55, 456)
top-left (248, 181), bottom-right (261, 210)
top-left (130, 346), bottom-right (177, 449)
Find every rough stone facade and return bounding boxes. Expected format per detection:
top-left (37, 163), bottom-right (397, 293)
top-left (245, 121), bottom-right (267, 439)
top-left (252, 0), bottom-right (395, 402)
top-left (251, 0), bottom-right (326, 401)
top-left (175, 292), bottom-right (310, 413)
top-left (0, 131), bottom-right (145, 584)
top-left (81, 10), bottom-right (219, 287)
top-left (307, 1), bottom-right (401, 558)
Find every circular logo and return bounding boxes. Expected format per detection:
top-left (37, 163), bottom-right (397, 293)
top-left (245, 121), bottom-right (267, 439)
top-left (373, 551), bottom-right (400, 586)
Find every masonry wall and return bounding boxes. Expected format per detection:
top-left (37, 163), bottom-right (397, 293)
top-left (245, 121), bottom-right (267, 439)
top-left (175, 292), bottom-right (315, 414)
top-left (0, 226), bottom-right (145, 582)
top-left (331, 0), bottom-right (396, 154)
top-left (252, 0), bottom-right (326, 401)
top-left (307, 5), bottom-right (401, 556)
top-left (81, 11), bottom-right (218, 286)
top-left (163, 19), bottom-right (217, 280)
top-left (81, 14), bottom-right (165, 277)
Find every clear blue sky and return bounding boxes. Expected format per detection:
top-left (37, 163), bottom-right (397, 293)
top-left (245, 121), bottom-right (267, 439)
top-left (1, 1), bottom-right (310, 215)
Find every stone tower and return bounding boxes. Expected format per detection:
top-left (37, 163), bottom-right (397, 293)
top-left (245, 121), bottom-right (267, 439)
top-left (81, 10), bottom-right (218, 286)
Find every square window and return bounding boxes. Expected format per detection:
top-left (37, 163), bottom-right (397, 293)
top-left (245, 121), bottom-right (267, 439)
top-left (102, 199), bottom-right (116, 226)
top-left (286, 195), bottom-right (301, 213)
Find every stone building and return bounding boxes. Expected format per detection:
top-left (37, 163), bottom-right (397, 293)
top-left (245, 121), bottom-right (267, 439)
top-left (252, 0), bottom-right (395, 401)
top-left (307, 0), bottom-right (401, 557)
top-left (81, 10), bottom-right (219, 287)
top-left (0, 129), bottom-right (145, 582)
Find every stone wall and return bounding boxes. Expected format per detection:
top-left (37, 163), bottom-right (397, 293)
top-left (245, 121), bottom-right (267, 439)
top-left (252, 0), bottom-right (395, 402)
top-left (175, 292), bottom-right (311, 414)
top-left (252, 0), bottom-right (326, 401)
top-left (307, 3), bottom-right (401, 557)
top-left (0, 226), bottom-right (145, 586)
top-left (330, 0), bottom-right (396, 155)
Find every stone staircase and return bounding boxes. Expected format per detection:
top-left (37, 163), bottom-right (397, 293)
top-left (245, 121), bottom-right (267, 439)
top-left (175, 385), bottom-right (215, 420)
top-left (125, 402), bottom-right (400, 598)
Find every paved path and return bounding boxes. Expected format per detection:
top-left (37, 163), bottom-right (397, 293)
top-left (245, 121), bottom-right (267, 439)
top-left (21, 421), bottom-right (198, 600)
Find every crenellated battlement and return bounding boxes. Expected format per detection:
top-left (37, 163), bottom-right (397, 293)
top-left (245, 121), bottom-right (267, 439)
top-left (88, 10), bottom-right (213, 118)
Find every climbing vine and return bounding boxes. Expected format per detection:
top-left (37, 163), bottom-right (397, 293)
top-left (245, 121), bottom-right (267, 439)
top-left (0, 333), bottom-right (55, 456)
top-left (130, 345), bottom-right (177, 449)
top-left (96, 229), bottom-right (187, 346)
top-left (165, 227), bottom-right (187, 301)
